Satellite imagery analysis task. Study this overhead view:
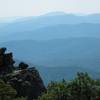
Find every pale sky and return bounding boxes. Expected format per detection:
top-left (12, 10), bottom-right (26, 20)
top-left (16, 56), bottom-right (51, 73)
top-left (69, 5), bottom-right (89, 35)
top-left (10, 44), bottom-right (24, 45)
top-left (0, 0), bottom-right (100, 17)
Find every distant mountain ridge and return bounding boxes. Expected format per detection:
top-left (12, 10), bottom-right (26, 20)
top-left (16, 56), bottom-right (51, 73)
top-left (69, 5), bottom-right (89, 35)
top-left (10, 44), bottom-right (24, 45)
top-left (0, 23), bottom-right (100, 42)
top-left (0, 13), bottom-right (100, 42)
top-left (0, 37), bottom-right (100, 68)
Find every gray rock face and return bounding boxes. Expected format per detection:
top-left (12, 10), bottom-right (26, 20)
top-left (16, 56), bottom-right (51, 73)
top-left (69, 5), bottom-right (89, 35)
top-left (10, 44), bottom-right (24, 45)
top-left (9, 67), bottom-right (46, 100)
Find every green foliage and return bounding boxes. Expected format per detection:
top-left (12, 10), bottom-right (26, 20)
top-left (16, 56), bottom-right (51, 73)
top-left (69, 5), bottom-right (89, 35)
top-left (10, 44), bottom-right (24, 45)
top-left (14, 97), bottom-right (27, 100)
top-left (38, 72), bottom-right (100, 100)
top-left (0, 79), bottom-right (26, 100)
top-left (0, 79), bottom-right (16, 100)
top-left (38, 92), bottom-right (56, 100)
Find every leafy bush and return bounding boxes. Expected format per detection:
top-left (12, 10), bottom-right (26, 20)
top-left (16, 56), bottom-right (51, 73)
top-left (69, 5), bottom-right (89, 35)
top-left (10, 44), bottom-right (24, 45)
top-left (14, 97), bottom-right (27, 100)
top-left (0, 79), bottom-right (16, 100)
top-left (38, 72), bottom-right (100, 100)
top-left (0, 79), bottom-right (26, 100)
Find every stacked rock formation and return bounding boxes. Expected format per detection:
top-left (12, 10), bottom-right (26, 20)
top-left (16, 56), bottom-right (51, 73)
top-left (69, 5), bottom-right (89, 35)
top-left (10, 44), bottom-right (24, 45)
top-left (0, 48), bottom-right (46, 100)
top-left (0, 48), bottom-right (14, 74)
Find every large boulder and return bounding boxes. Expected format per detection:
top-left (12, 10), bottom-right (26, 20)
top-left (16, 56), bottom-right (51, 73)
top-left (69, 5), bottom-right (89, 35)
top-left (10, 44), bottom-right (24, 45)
top-left (8, 67), bottom-right (46, 100)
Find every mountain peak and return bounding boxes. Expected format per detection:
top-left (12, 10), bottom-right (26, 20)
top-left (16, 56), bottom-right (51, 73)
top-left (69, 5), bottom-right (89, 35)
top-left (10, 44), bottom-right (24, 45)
top-left (44, 11), bottom-right (66, 16)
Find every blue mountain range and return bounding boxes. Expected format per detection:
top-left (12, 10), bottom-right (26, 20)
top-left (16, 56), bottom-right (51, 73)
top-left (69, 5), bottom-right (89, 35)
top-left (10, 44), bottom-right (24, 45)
top-left (0, 12), bottom-right (100, 83)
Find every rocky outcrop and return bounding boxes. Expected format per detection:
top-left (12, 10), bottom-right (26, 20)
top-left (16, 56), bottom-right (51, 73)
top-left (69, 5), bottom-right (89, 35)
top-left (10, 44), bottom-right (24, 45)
top-left (0, 48), bottom-right (15, 74)
top-left (8, 66), bottom-right (46, 100)
top-left (0, 48), bottom-right (46, 100)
